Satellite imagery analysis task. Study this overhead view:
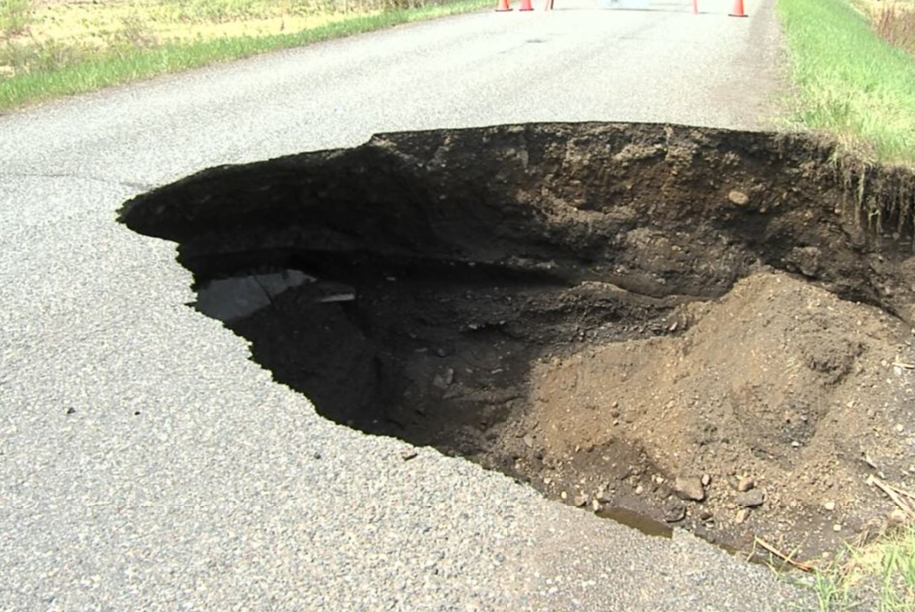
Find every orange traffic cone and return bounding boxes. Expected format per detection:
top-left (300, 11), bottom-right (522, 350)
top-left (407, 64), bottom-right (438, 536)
top-left (520, 0), bottom-right (533, 10)
top-left (729, 0), bottom-right (747, 17)
top-left (496, 0), bottom-right (512, 11)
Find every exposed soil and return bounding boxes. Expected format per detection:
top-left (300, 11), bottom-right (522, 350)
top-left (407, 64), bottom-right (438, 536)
top-left (120, 122), bottom-right (915, 561)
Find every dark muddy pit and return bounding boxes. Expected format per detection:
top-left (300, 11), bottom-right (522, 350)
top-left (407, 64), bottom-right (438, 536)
top-left (121, 123), bottom-right (915, 561)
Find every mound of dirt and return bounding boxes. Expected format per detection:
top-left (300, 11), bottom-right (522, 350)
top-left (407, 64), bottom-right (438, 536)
top-left (524, 271), bottom-right (913, 555)
top-left (119, 122), bottom-right (915, 560)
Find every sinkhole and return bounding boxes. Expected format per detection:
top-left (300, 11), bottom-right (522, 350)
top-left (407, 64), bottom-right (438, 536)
top-left (121, 122), bottom-right (915, 560)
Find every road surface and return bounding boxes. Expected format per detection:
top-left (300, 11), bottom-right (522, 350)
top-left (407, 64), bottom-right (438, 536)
top-left (0, 0), bottom-right (808, 610)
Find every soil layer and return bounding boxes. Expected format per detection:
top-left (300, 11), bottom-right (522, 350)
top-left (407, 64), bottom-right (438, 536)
top-left (121, 122), bottom-right (915, 560)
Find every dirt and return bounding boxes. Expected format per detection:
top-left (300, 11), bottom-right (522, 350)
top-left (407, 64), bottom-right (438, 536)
top-left (120, 122), bottom-right (915, 562)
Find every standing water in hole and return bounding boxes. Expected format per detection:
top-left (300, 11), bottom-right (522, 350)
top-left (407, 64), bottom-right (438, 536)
top-left (120, 122), bottom-right (915, 559)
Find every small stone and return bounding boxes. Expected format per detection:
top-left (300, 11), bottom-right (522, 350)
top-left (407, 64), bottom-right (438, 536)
top-left (728, 190), bottom-right (750, 206)
top-left (573, 494), bottom-right (588, 507)
top-left (560, 491), bottom-right (568, 500)
top-left (635, 485), bottom-right (644, 495)
top-left (699, 509), bottom-right (714, 521)
top-left (736, 489), bottom-right (765, 508)
top-left (522, 434), bottom-right (534, 448)
top-left (592, 499), bottom-right (601, 512)
top-left (701, 474), bottom-right (712, 487)
top-left (824, 501), bottom-right (836, 511)
top-left (896, 424), bottom-right (905, 433)
top-left (65, 407), bottom-right (75, 415)
top-left (888, 508), bottom-right (908, 525)
top-left (596, 489), bottom-right (613, 504)
top-left (674, 476), bottom-right (706, 502)
top-left (737, 477), bottom-right (755, 493)
top-left (400, 448), bottom-right (418, 461)
top-left (735, 508), bottom-right (751, 524)
top-left (432, 368), bottom-right (454, 390)
top-left (664, 502), bottom-right (687, 523)
top-left (832, 523), bottom-right (842, 532)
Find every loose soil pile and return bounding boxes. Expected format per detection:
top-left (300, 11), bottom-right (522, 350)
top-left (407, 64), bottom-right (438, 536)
top-left (121, 123), bottom-right (915, 560)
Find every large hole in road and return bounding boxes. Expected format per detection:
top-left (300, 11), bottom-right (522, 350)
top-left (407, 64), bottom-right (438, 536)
top-left (121, 123), bottom-right (915, 560)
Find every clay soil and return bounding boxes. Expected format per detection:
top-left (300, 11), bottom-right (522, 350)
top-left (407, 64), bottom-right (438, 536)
top-left (121, 122), bottom-right (915, 561)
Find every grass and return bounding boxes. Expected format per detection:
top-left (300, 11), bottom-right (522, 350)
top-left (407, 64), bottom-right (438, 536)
top-left (805, 524), bottom-right (915, 611)
top-left (777, 0), bottom-right (915, 165)
top-left (0, 0), bottom-right (489, 111)
top-left (0, 0), bottom-right (32, 37)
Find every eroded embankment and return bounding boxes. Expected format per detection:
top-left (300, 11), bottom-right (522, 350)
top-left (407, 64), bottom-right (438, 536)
top-left (120, 123), bottom-right (915, 559)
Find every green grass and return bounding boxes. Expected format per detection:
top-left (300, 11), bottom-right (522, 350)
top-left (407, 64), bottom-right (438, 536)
top-left (806, 524), bottom-right (915, 611)
top-left (0, 0), bottom-right (489, 112)
top-left (777, 0), bottom-right (915, 165)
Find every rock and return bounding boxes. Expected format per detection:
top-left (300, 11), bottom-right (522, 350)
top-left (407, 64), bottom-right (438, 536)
top-left (737, 476), bottom-right (755, 492)
top-left (400, 448), bottom-right (418, 461)
top-left (674, 476), bottom-right (706, 502)
top-left (701, 474), bottom-right (711, 487)
top-left (596, 489), bottom-right (614, 504)
top-left (736, 489), bottom-right (765, 508)
top-left (728, 190), bottom-right (750, 206)
top-left (888, 508), bottom-right (908, 526)
top-left (832, 524), bottom-right (842, 532)
top-left (522, 434), bottom-right (534, 448)
top-left (735, 508), bottom-right (751, 525)
top-left (824, 501), bottom-right (836, 511)
top-left (432, 368), bottom-right (454, 389)
top-left (591, 499), bottom-right (601, 512)
top-left (698, 509), bottom-right (714, 521)
top-left (573, 494), bottom-right (588, 507)
top-left (664, 502), bottom-right (687, 523)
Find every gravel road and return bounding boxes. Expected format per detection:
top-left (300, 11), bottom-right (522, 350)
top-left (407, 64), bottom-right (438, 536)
top-left (0, 0), bottom-right (811, 610)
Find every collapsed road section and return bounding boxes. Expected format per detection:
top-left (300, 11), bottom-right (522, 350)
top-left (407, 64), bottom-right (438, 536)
top-left (120, 122), bottom-right (915, 559)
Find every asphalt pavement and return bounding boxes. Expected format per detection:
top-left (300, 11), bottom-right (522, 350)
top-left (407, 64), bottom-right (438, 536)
top-left (0, 0), bottom-right (811, 609)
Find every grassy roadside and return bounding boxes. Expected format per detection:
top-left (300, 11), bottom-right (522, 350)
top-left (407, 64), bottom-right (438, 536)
top-left (805, 523), bottom-right (915, 611)
top-left (0, 0), bottom-right (489, 112)
top-left (776, 0), bottom-right (915, 165)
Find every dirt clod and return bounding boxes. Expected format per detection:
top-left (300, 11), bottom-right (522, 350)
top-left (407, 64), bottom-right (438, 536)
top-left (736, 490), bottom-right (766, 508)
top-left (737, 477), bottom-right (756, 493)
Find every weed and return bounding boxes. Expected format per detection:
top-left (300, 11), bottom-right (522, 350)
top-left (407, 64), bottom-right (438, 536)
top-left (0, 35), bottom-right (86, 76)
top-left (106, 13), bottom-right (159, 57)
top-left (873, 3), bottom-right (915, 56)
top-left (0, 0), bottom-right (31, 37)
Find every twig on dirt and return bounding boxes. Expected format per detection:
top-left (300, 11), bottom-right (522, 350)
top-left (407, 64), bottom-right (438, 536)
top-left (892, 361), bottom-right (915, 370)
top-left (862, 452), bottom-right (886, 478)
top-left (867, 475), bottom-right (915, 519)
top-left (753, 537), bottom-right (815, 572)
